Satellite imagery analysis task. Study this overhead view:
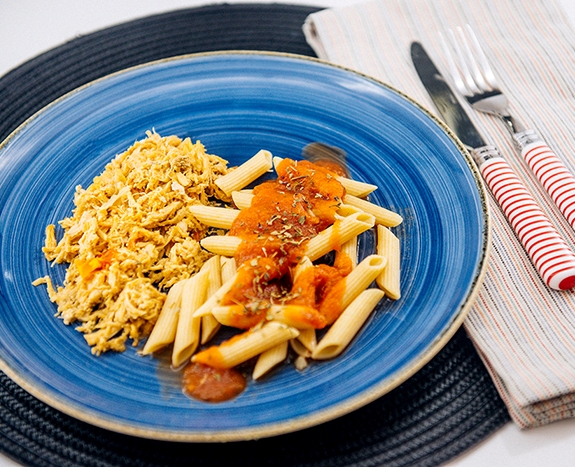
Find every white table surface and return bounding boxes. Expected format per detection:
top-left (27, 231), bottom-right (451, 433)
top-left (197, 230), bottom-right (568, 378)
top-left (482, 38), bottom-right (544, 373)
top-left (2, 1), bottom-right (575, 466)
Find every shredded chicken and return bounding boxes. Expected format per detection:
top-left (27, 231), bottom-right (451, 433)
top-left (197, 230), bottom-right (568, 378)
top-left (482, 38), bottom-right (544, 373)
top-left (33, 131), bottom-right (230, 354)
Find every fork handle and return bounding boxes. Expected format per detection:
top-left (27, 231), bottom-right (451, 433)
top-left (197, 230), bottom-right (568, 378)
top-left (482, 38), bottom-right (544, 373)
top-left (472, 145), bottom-right (575, 290)
top-left (514, 129), bottom-right (575, 230)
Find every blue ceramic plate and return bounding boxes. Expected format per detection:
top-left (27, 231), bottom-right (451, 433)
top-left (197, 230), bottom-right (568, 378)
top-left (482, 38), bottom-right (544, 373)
top-left (0, 52), bottom-right (489, 441)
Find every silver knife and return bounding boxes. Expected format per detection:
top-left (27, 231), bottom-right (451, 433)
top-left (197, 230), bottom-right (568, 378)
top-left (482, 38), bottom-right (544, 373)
top-left (410, 41), bottom-right (575, 291)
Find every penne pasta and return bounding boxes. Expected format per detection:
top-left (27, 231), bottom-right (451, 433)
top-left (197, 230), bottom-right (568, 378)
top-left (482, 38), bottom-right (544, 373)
top-left (290, 338), bottom-right (311, 358)
top-left (320, 254), bottom-right (387, 324)
top-left (312, 288), bottom-right (385, 360)
top-left (201, 255), bottom-right (222, 291)
top-left (211, 304), bottom-right (266, 329)
top-left (220, 256), bottom-right (237, 282)
top-left (231, 190), bottom-right (254, 210)
top-left (189, 205), bottom-right (240, 229)
top-left (336, 204), bottom-right (363, 217)
top-left (192, 321), bottom-right (299, 369)
top-left (172, 269), bottom-right (210, 367)
top-left (215, 149), bottom-right (273, 195)
top-left (200, 235), bottom-right (242, 257)
top-left (200, 256), bottom-right (223, 344)
top-left (292, 256), bottom-right (314, 282)
top-left (141, 278), bottom-right (186, 355)
top-left (376, 225), bottom-right (401, 299)
top-left (267, 304), bottom-right (327, 329)
top-left (192, 272), bottom-right (239, 318)
top-left (294, 355), bottom-right (309, 371)
top-left (272, 156), bottom-right (284, 172)
top-left (304, 212), bottom-right (375, 261)
top-left (336, 205), bottom-right (364, 267)
top-left (341, 237), bottom-right (358, 268)
top-left (296, 328), bottom-right (317, 353)
top-left (336, 176), bottom-right (377, 198)
top-left (338, 254), bottom-right (387, 308)
top-left (273, 155), bottom-right (376, 198)
top-left (201, 314), bottom-right (221, 345)
top-left (343, 194), bottom-right (403, 227)
top-left (252, 341), bottom-right (289, 380)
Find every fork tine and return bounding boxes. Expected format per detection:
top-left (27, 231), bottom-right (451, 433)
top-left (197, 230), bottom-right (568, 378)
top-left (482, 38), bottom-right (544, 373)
top-left (464, 24), bottom-right (498, 90)
top-left (439, 32), bottom-right (470, 96)
top-left (456, 26), bottom-right (492, 92)
top-left (445, 28), bottom-right (479, 95)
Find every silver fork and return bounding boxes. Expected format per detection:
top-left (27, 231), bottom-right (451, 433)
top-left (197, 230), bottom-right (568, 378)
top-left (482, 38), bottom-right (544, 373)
top-left (442, 24), bottom-right (575, 230)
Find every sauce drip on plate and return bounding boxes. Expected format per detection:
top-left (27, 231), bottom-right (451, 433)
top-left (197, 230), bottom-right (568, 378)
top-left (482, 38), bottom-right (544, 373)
top-left (183, 362), bottom-right (246, 402)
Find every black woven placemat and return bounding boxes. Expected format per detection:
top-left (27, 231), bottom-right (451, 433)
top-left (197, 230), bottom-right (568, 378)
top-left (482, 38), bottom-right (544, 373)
top-left (0, 4), bottom-right (510, 466)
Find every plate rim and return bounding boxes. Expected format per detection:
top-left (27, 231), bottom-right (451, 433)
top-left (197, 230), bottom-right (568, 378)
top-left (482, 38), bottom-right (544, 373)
top-left (0, 50), bottom-right (492, 442)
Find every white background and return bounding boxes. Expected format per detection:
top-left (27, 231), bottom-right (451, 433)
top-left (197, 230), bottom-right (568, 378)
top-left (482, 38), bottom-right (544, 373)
top-left (2, 1), bottom-right (575, 466)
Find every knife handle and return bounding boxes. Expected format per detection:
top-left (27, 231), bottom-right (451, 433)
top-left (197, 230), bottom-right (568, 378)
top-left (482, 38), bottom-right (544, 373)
top-left (472, 145), bottom-right (575, 290)
top-left (514, 129), bottom-right (575, 230)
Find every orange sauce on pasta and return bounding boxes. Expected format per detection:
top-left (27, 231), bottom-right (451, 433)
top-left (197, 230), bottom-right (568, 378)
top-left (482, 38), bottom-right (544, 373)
top-left (221, 158), bottom-right (348, 328)
top-left (191, 158), bottom-right (352, 395)
top-left (193, 330), bottom-right (251, 369)
top-left (289, 252), bottom-right (352, 325)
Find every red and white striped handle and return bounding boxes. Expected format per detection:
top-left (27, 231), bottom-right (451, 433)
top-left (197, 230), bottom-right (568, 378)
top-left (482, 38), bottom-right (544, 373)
top-left (515, 129), bottom-right (575, 229)
top-left (472, 145), bottom-right (575, 290)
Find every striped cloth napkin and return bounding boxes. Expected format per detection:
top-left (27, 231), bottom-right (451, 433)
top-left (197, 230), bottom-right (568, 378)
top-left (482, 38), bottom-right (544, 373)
top-left (304, 0), bottom-right (575, 429)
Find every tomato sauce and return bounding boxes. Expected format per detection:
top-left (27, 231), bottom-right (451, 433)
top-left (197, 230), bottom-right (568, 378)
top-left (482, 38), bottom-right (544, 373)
top-left (183, 158), bottom-right (352, 402)
top-left (289, 251), bottom-right (352, 325)
top-left (183, 362), bottom-right (246, 402)
top-left (221, 158), bottom-right (349, 329)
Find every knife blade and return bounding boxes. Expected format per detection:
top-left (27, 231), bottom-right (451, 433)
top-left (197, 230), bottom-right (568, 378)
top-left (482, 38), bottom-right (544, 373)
top-left (410, 41), bottom-right (575, 291)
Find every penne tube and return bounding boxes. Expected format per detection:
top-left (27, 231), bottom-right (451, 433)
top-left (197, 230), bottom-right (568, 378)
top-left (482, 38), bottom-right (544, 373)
top-left (338, 254), bottom-right (387, 310)
top-left (343, 194), bottom-right (403, 227)
top-left (231, 190), bottom-right (254, 210)
top-left (215, 150), bottom-right (273, 195)
top-left (272, 156), bottom-right (284, 172)
top-left (294, 355), bottom-right (309, 371)
top-left (203, 255), bottom-right (222, 288)
top-left (275, 155), bottom-right (376, 198)
top-left (376, 225), bottom-right (401, 300)
top-left (336, 204), bottom-right (363, 217)
top-left (296, 328), bottom-right (317, 353)
top-left (141, 279), bottom-right (186, 355)
top-left (210, 305), bottom-right (238, 325)
top-left (320, 254), bottom-right (387, 324)
top-left (220, 256), bottom-right (237, 282)
top-left (304, 212), bottom-right (375, 261)
top-left (292, 256), bottom-right (314, 282)
top-left (312, 288), bottom-right (385, 360)
top-left (336, 176), bottom-right (377, 198)
top-left (172, 270), bottom-right (209, 367)
top-left (290, 338), bottom-right (311, 358)
top-left (341, 237), bottom-right (358, 268)
top-left (192, 272), bottom-right (239, 318)
top-left (252, 341), bottom-right (288, 380)
top-left (200, 256), bottom-right (223, 344)
top-left (267, 304), bottom-right (327, 329)
top-left (192, 321), bottom-right (299, 369)
top-left (189, 205), bottom-right (240, 229)
top-left (200, 235), bottom-right (242, 257)
top-left (201, 313), bottom-right (221, 345)
top-left (211, 304), bottom-right (266, 329)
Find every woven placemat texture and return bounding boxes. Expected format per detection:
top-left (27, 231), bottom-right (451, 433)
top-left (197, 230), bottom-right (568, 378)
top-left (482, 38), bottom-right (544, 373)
top-left (0, 4), bottom-right (510, 466)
